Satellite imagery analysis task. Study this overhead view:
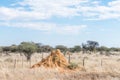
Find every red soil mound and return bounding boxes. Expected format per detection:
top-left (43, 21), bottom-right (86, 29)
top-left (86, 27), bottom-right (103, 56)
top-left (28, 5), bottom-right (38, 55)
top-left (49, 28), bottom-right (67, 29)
top-left (31, 49), bottom-right (69, 68)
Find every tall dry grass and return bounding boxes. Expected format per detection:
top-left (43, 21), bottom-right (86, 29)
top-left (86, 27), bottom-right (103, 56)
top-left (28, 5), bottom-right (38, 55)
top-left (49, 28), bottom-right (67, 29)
top-left (0, 52), bottom-right (120, 80)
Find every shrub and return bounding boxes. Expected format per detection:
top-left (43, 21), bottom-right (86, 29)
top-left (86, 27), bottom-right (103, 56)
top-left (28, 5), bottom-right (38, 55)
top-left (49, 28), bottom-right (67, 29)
top-left (68, 62), bottom-right (79, 70)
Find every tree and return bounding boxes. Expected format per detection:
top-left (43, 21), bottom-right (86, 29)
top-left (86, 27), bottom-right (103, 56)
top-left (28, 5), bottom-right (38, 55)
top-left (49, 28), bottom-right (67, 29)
top-left (2, 46), bottom-right (10, 55)
top-left (109, 47), bottom-right (120, 52)
top-left (69, 45), bottom-right (81, 53)
top-left (87, 40), bottom-right (99, 53)
top-left (97, 46), bottom-right (109, 52)
top-left (35, 43), bottom-right (53, 53)
top-left (35, 43), bottom-right (43, 53)
top-left (18, 42), bottom-right (38, 61)
top-left (69, 48), bottom-right (75, 53)
top-left (40, 45), bottom-right (53, 53)
top-left (0, 47), bottom-right (2, 53)
top-left (10, 44), bottom-right (18, 53)
top-left (82, 43), bottom-right (88, 54)
top-left (73, 45), bottom-right (81, 52)
top-left (55, 45), bottom-right (68, 52)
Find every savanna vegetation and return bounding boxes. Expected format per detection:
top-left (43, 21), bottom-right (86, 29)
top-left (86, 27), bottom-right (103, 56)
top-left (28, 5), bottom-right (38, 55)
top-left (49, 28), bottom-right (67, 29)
top-left (0, 40), bottom-right (120, 80)
top-left (0, 40), bottom-right (120, 60)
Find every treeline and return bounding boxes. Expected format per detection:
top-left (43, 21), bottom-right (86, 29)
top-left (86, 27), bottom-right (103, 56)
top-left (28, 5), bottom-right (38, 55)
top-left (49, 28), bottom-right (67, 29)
top-left (0, 41), bottom-right (120, 61)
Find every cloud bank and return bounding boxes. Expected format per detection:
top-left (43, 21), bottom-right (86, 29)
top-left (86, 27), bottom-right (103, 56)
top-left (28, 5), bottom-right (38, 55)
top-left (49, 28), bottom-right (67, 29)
top-left (0, 0), bottom-right (120, 34)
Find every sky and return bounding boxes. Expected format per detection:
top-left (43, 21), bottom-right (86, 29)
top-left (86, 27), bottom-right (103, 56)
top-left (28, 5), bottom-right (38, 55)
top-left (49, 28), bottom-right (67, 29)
top-left (0, 0), bottom-right (120, 47)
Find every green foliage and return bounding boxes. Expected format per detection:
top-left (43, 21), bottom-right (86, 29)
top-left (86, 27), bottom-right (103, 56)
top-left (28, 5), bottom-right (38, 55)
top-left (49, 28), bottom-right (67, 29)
top-left (39, 45), bottom-right (53, 53)
top-left (1, 40), bottom-right (120, 57)
top-left (55, 45), bottom-right (68, 52)
top-left (2, 46), bottom-right (10, 54)
top-left (18, 42), bottom-right (38, 61)
top-left (97, 46), bottom-right (109, 51)
top-left (87, 40), bottom-right (99, 52)
top-left (0, 47), bottom-right (2, 53)
top-left (68, 62), bottom-right (79, 70)
top-left (69, 48), bottom-right (74, 53)
top-left (82, 41), bottom-right (99, 53)
top-left (109, 47), bottom-right (120, 52)
top-left (35, 43), bottom-right (53, 53)
top-left (69, 46), bottom-right (81, 53)
top-left (2, 47), bottom-right (10, 52)
top-left (74, 46), bottom-right (81, 52)
top-left (10, 44), bottom-right (18, 53)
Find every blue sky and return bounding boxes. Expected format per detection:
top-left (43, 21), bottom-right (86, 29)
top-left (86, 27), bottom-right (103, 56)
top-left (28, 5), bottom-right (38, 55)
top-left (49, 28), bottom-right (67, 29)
top-left (0, 0), bottom-right (120, 47)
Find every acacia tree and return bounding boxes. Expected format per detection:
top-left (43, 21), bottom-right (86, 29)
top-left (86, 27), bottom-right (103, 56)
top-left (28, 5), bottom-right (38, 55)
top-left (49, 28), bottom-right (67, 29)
top-left (82, 41), bottom-right (99, 54)
top-left (87, 40), bottom-right (99, 53)
top-left (82, 43), bottom-right (88, 54)
top-left (18, 42), bottom-right (37, 61)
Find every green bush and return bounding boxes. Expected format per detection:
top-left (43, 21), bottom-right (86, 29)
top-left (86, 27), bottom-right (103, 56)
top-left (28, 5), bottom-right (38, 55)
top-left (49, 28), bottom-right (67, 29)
top-left (68, 62), bottom-right (79, 70)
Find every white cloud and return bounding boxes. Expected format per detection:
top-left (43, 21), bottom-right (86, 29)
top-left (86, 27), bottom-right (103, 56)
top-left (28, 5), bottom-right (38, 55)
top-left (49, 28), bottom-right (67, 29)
top-left (77, 0), bottom-right (120, 20)
top-left (0, 7), bottom-right (51, 21)
top-left (0, 7), bottom-right (18, 20)
top-left (0, 22), bottom-right (56, 31)
top-left (0, 0), bottom-right (88, 21)
top-left (0, 0), bottom-right (120, 21)
top-left (55, 25), bottom-right (86, 34)
top-left (0, 0), bottom-right (120, 35)
top-left (0, 0), bottom-right (88, 35)
top-left (0, 21), bottom-right (87, 34)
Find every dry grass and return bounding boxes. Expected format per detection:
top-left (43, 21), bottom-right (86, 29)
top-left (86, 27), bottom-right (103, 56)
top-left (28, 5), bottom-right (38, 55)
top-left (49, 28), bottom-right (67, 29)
top-left (0, 52), bottom-right (120, 80)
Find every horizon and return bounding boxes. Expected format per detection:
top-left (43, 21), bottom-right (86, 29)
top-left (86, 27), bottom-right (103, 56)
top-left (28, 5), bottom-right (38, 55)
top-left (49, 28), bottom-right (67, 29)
top-left (0, 0), bottom-right (120, 47)
top-left (0, 41), bottom-right (119, 48)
